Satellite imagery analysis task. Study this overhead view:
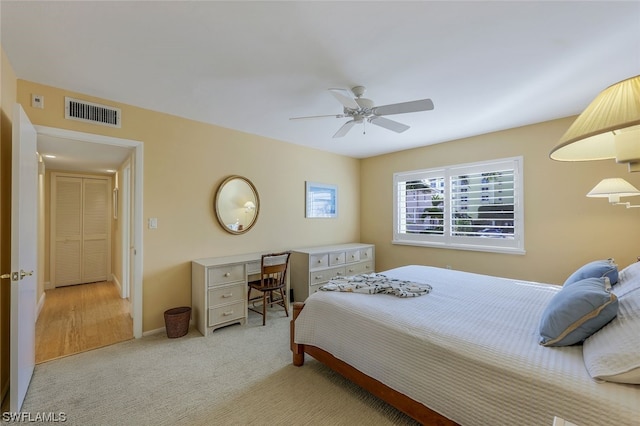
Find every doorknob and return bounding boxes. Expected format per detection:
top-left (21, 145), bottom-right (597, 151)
top-left (1, 272), bottom-right (19, 281)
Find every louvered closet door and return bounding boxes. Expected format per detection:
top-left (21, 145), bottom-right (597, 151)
top-left (53, 175), bottom-right (110, 287)
top-left (54, 177), bottom-right (83, 286)
top-left (82, 178), bottom-right (109, 283)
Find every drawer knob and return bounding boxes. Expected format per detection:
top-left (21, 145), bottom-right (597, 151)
top-left (223, 310), bottom-right (233, 316)
top-left (348, 269), bottom-right (354, 273)
top-left (222, 293), bottom-right (233, 298)
top-left (317, 260), bottom-right (322, 263)
top-left (335, 257), bottom-right (339, 261)
top-left (224, 272), bottom-right (230, 277)
top-left (315, 276), bottom-right (322, 280)
top-left (336, 272), bottom-right (343, 276)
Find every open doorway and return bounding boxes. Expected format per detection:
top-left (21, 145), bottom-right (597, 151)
top-left (33, 126), bottom-right (143, 362)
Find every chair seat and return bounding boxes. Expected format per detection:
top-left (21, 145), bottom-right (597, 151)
top-left (248, 277), bottom-right (282, 291)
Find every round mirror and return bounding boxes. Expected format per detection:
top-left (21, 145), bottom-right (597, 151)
top-left (214, 175), bottom-right (260, 234)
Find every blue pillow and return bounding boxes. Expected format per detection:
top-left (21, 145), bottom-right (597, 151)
top-left (539, 277), bottom-right (618, 347)
top-left (564, 259), bottom-right (618, 287)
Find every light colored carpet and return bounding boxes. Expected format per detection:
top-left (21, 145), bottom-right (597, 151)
top-left (20, 310), bottom-right (419, 425)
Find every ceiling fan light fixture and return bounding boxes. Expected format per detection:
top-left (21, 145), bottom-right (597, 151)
top-left (290, 85), bottom-right (434, 138)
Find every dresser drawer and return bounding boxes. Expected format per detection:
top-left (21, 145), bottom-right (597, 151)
top-left (329, 251), bottom-right (346, 266)
top-left (360, 247), bottom-right (373, 261)
top-left (208, 264), bottom-right (244, 285)
top-left (345, 249), bottom-right (361, 263)
top-left (309, 283), bottom-right (324, 295)
top-left (310, 253), bottom-right (328, 269)
top-left (208, 301), bottom-right (245, 326)
top-left (346, 261), bottom-right (374, 275)
top-left (310, 266), bottom-right (346, 285)
top-left (208, 283), bottom-right (245, 306)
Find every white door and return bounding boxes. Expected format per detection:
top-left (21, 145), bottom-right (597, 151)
top-left (10, 104), bottom-right (38, 411)
top-left (52, 174), bottom-right (110, 287)
top-left (121, 164), bottom-right (131, 299)
top-left (52, 176), bottom-right (82, 286)
top-left (81, 178), bottom-right (110, 283)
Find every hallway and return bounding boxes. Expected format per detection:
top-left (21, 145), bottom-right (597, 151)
top-left (35, 281), bottom-right (133, 364)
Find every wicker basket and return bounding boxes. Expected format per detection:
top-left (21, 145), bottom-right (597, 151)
top-left (164, 306), bottom-right (191, 338)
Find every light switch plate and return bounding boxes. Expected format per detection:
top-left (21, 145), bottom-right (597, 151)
top-left (31, 94), bottom-right (44, 109)
top-left (148, 218), bottom-right (158, 229)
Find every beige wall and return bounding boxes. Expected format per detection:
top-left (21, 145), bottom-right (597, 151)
top-left (361, 117), bottom-right (640, 285)
top-left (0, 45), bottom-right (18, 403)
top-left (16, 79), bottom-right (361, 332)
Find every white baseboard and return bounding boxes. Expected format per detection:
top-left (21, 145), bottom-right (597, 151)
top-left (142, 320), bottom-right (194, 337)
top-left (36, 291), bottom-right (46, 321)
top-left (142, 327), bottom-right (166, 337)
top-left (44, 280), bottom-right (54, 290)
top-left (112, 274), bottom-right (123, 297)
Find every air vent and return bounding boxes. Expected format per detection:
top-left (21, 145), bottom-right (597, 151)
top-left (65, 97), bottom-right (121, 128)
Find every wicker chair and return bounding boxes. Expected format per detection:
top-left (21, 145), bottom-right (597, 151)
top-left (247, 252), bottom-right (291, 326)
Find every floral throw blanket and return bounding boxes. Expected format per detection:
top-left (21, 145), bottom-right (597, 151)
top-left (320, 273), bottom-right (432, 298)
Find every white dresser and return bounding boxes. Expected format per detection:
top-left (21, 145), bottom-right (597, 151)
top-left (290, 243), bottom-right (375, 302)
top-left (191, 253), bottom-right (262, 336)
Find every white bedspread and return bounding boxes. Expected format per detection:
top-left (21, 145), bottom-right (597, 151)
top-left (294, 265), bottom-right (640, 426)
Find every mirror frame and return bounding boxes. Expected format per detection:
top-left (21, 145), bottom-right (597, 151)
top-left (214, 175), bottom-right (260, 235)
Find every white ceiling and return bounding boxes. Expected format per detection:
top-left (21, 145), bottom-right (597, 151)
top-left (37, 134), bottom-right (132, 174)
top-left (2, 1), bottom-right (639, 172)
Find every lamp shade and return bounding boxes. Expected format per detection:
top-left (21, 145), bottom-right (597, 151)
top-left (244, 201), bottom-right (256, 209)
top-left (550, 75), bottom-right (640, 166)
top-left (587, 178), bottom-right (640, 203)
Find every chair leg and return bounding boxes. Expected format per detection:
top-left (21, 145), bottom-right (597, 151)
top-left (280, 288), bottom-right (289, 317)
top-left (262, 291), bottom-right (267, 326)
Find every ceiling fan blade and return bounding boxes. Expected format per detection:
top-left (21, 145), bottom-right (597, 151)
top-left (372, 98), bottom-right (434, 116)
top-left (333, 120), bottom-right (357, 138)
top-left (369, 116), bottom-right (410, 133)
top-left (289, 114), bottom-right (345, 120)
top-left (328, 88), bottom-right (360, 109)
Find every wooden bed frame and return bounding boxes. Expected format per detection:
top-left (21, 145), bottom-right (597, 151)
top-left (290, 302), bottom-right (458, 426)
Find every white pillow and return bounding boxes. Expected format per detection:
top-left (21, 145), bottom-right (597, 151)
top-left (583, 282), bottom-right (640, 384)
top-left (612, 261), bottom-right (640, 297)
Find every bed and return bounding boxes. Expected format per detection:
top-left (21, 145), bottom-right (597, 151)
top-left (290, 263), bottom-right (640, 426)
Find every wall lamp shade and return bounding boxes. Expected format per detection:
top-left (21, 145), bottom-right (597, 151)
top-left (550, 75), bottom-right (640, 172)
top-left (587, 178), bottom-right (640, 204)
top-left (244, 201), bottom-right (256, 210)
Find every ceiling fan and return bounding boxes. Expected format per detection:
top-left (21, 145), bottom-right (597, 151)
top-left (290, 86), bottom-right (434, 138)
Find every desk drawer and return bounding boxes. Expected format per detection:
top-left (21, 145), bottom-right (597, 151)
top-left (346, 261), bottom-right (374, 275)
top-left (208, 264), bottom-right (244, 285)
top-left (208, 283), bottom-right (245, 306)
top-left (309, 266), bottom-right (346, 285)
top-left (208, 301), bottom-right (245, 326)
top-left (246, 261), bottom-right (261, 275)
top-left (329, 251), bottom-right (346, 266)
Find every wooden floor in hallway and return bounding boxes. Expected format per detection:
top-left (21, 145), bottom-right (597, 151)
top-left (36, 281), bottom-right (133, 364)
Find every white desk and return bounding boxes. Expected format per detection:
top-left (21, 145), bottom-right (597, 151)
top-left (192, 252), bottom-right (264, 336)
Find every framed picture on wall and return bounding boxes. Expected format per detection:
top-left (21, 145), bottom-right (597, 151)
top-left (305, 181), bottom-right (337, 218)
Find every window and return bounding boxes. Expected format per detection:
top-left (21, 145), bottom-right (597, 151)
top-left (393, 157), bottom-right (524, 254)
